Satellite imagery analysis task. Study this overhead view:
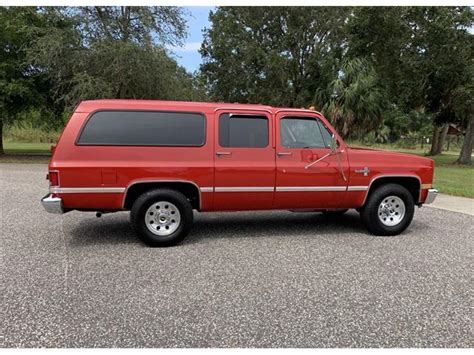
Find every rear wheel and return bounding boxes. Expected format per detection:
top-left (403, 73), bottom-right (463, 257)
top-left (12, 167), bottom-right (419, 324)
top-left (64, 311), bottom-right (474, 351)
top-left (130, 189), bottom-right (193, 247)
top-left (360, 184), bottom-right (414, 236)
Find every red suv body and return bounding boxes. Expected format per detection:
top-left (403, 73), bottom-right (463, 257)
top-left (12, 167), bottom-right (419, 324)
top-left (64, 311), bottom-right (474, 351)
top-left (42, 100), bottom-right (437, 246)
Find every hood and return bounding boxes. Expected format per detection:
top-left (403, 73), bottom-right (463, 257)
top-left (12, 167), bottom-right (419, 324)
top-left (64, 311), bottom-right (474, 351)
top-left (348, 147), bottom-right (434, 167)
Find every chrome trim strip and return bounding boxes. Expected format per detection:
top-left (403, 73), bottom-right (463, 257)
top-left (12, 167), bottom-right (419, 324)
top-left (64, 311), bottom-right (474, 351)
top-left (122, 179), bottom-right (204, 210)
top-left (347, 186), bottom-right (369, 191)
top-left (215, 187), bottom-right (274, 192)
top-left (50, 187), bottom-right (125, 193)
top-left (276, 186), bottom-right (346, 192)
top-left (51, 185), bottom-right (369, 194)
top-left (361, 174), bottom-right (422, 205)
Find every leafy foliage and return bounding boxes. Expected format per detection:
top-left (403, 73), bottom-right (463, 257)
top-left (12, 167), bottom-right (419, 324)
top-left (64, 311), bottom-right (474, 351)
top-left (315, 58), bottom-right (387, 138)
top-left (201, 6), bottom-right (473, 161)
top-left (200, 7), bottom-right (349, 107)
top-left (347, 6), bottom-right (473, 153)
top-left (28, 7), bottom-right (201, 111)
top-left (0, 8), bottom-right (45, 123)
top-left (77, 6), bottom-right (188, 47)
top-left (0, 7), bottom-right (56, 153)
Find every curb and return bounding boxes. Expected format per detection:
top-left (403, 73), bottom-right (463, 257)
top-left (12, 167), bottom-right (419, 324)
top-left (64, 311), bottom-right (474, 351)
top-left (425, 193), bottom-right (474, 216)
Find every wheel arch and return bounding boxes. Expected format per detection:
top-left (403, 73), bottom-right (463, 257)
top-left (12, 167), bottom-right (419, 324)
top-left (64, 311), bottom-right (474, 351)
top-left (123, 180), bottom-right (201, 211)
top-left (362, 175), bottom-right (421, 206)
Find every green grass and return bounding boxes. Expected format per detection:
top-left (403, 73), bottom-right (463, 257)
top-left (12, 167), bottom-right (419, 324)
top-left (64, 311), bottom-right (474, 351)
top-left (1, 142), bottom-right (52, 163)
top-left (418, 154), bottom-right (473, 198)
top-left (349, 143), bottom-right (473, 198)
top-left (4, 142), bottom-right (52, 155)
top-left (434, 165), bottom-right (473, 198)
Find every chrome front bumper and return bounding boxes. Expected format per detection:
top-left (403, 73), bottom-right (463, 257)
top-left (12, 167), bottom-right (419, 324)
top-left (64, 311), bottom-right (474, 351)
top-left (41, 194), bottom-right (64, 214)
top-left (425, 188), bottom-right (438, 204)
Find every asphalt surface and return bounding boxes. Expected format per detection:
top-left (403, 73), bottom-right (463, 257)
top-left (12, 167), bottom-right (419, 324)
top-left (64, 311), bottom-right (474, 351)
top-left (1, 163), bottom-right (473, 348)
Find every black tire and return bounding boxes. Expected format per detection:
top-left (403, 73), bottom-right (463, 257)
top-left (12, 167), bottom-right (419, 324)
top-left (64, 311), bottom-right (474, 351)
top-left (130, 189), bottom-right (193, 247)
top-left (322, 209), bottom-right (348, 216)
top-left (360, 183), bottom-right (415, 236)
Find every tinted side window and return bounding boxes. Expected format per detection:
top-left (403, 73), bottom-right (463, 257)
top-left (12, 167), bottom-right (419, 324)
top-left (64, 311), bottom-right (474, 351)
top-left (77, 111), bottom-right (205, 146)
top-left (219, 114), bottom-right (269, 148)
top-left (280, 117), bottom-right (329, 149)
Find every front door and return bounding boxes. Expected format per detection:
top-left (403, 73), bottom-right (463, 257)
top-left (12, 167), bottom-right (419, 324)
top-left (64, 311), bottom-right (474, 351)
top-left (213, 109), bottom-right (275, 211)
top-left (274, 112), bottom-right (349, 209)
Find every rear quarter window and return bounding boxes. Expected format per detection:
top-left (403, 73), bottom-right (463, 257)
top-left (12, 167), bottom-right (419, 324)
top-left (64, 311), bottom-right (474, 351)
top-left (77, 110), bottom-right (206, 146)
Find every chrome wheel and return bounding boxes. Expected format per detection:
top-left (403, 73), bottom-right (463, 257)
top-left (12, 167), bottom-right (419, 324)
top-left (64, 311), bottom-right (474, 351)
top-left (378, 195), bottom-right (405, 227)
top-left (145, 201), bottom-right (181, 236)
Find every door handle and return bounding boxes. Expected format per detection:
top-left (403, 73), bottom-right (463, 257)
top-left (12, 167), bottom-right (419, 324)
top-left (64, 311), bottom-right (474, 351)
top-left (277, 152), bottom-right (293, 156)
top-left (216, 151), bottom-right (232, 156)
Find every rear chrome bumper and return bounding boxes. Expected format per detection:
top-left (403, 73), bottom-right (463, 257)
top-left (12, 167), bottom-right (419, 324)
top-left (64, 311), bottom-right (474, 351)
top-left (425, 188), bottom-right (438, 204)
top-left (41, 194), bottom-right (64, 214)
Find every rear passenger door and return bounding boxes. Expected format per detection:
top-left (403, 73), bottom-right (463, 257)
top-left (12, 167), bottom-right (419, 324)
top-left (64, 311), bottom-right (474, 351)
top-left (213, 109), bottom-right (275, 210)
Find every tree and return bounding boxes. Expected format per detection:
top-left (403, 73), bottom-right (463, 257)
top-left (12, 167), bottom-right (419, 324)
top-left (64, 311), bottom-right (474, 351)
top-left (0, 7), bottom-right (53, 155)
top-left (28, 6), bottom-right (199, 111)
top-left (78, 6), bottom-right (187, 47)
top-left (347, 7), bottom-right (473, 153)
top-left (457, 116), bottom-right (473, 165)
top-left (407, 7), bottom-right (472, 155)
top-left (417, 7), bottom-right (473, 156)
top-left (200, 7), bottom-right (350, 107)
top-left (347, 7), bottom-right (425, 111)
top-left (453, 79), bottom-right (474, 165)
top-left (315, 58), bottom-right (387, 138)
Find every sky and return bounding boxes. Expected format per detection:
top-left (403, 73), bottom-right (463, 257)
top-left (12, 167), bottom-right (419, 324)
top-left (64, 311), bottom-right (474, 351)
top-left (168, 6), bottom-right (215, 74)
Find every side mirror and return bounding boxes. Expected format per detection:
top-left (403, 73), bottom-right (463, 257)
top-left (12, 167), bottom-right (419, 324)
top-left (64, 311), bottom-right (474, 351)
top-left (305, 132), bottom-right (346, 181)
top-left (330, 134), bottom-right (338, 154)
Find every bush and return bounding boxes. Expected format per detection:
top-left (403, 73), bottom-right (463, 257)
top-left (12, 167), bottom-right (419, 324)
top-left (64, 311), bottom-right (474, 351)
top-left (4, 121), bottom-right (61, 143)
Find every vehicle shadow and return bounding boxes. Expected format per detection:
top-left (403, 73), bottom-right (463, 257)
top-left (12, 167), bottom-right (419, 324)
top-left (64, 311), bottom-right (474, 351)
top-left (67, 210), bottom-right (368, 247)
top-left (185, 211), bottom-right (367, 245)
top-left (67, 212), bottom-right (139, 247)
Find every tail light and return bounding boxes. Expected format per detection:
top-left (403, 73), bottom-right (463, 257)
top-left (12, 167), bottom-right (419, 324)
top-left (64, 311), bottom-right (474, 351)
top-left (48, 171), bottom-right (60, 187)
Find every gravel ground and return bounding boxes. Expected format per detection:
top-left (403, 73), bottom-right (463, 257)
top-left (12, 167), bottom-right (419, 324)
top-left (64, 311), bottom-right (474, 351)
top-left (1, 163), bottom-right (473, 348)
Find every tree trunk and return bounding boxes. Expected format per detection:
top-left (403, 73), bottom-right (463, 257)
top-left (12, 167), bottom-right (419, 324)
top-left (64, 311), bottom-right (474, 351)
top-left (0, 120), bottom-right (4, 155)
top-left (457, 116), bottom-right (473, 165)
top-left (437, 123), bottom-right (449, 154)
top-left (429, 124), bottom-right (449, 155)
top-left (429, 125), bottom-right (441, 155)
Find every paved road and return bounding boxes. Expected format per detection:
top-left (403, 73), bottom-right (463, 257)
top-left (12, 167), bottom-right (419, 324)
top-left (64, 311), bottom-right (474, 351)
top-left (1, 164), bottom-right (473, 347)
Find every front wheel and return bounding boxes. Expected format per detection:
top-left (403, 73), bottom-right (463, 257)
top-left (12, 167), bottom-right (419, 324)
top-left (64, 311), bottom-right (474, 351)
top-left (360, 184), bottom-right (415, 236)
top-left (130, 189), bottom-right (193, 247)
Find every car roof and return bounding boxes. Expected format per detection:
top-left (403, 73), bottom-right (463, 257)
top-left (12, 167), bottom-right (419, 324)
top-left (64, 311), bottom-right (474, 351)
top-left (75, 99), bottom-right (320, 115)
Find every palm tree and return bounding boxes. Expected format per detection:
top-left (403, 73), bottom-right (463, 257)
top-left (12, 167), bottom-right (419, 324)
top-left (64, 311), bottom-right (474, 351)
top-left (315, 58), bottom-right (387, 138)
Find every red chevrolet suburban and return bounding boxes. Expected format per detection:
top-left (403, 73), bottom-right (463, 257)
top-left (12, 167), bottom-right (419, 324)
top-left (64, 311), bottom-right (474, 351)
top-left (41, 100), bottom-right (438, 246)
